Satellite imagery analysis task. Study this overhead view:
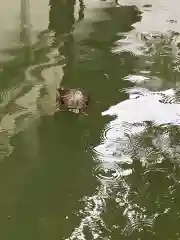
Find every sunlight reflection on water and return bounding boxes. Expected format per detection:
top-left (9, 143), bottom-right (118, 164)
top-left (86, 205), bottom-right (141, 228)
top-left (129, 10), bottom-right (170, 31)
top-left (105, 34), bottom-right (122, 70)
top-left (0, 0), bottom-right (65, 160)
top-left (66, 0), bottom-right (180, 238)
top-left (2, 0), bottom-right (180, 239)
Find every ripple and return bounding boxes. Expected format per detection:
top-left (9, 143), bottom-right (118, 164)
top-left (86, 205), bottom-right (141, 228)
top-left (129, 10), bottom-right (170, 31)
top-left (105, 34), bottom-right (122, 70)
top-left (143, 167), bottom-right (169, 175)
top-left (140, 31), bottom-right (164, 44)
top-left (102, 124), bottom-right (125, 142)
top-left (95, 121), bottom-right (147, 161)
top-left (123, 211), bottom-right (158, 236)
top-left (102, 122), bottom-right (132, 142)
top-left (123, 87), bottom-right (151, 99)
top-left (0, 131), bottom-right (14, 160)
top-left (124, 74), bottom-right (149, 83)
top-left (94, 138), bottom-right (131, 158)
top-left (0, 84), bottom-right (26, 109)
top-left (152, 132), bottom-right (170, 152)
top-left (93, 143), bottom-right (114, 158)
top-left (124, 87), bottom-right (180, 105)
top-left (159, 93), bottom-right (180, 104)
top-left (123, 216), bottom-right (155, 236)
top-left (93, 162), bottom-right (122, 183)
top-left (82, 195), bottom-right (106, 215)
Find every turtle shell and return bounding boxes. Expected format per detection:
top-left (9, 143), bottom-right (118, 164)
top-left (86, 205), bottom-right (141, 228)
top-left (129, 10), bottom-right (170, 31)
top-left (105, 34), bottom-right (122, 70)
top-left (57, 87), bottom-right (89, 111)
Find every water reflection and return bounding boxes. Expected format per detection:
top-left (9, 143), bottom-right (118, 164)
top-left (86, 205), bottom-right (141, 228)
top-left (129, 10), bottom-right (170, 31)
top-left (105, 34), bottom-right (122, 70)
top-left (1, 0), bottom-right (180, 239)
top-left (65, 3), bottom-right (142, 240)
top-left (20, 0), bottom-right (34, 63)
top-left (65, 1), bottom-right (180, 239)
top-left (48, 0), bottom-right (86, 86)
top-left (91, 1), bottom-right (180, 237)
top-left (49, 0), bottom-right (76, 37)
top-left (0, 0), bottom-right (65, 159)
top-left (94, 110), bottom-right (180, 237)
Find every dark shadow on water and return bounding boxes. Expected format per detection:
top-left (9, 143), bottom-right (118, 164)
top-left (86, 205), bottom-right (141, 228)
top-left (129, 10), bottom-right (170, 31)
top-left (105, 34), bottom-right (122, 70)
top-left (48, 0), bottom-right (86, 88)
top-left (49, 0), bottom-right (76, 36)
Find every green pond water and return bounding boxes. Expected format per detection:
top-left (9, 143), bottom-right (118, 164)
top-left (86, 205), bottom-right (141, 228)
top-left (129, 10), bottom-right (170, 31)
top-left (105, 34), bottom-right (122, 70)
top-left (1, 0), bottom-right (180, 239)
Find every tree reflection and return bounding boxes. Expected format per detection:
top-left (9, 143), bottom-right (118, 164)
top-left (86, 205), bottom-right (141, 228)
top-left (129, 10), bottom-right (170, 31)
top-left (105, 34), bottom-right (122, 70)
top-left (48, 0), bottom-right (85, 86)
top-left (49, 0), bottom-right (76, 36)
top-left (20, 0), bottom-right (33, 64)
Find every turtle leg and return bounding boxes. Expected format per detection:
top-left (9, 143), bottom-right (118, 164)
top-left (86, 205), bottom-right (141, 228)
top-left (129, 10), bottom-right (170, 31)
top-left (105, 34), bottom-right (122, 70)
top-left (80, 110), bottom-right (88, 116)
top-left (70, 109), bottom-right (80, 114)
top-left (55, 108), bottom-right (69, 113)
top-left (55, 102), bottom-right (69, 113)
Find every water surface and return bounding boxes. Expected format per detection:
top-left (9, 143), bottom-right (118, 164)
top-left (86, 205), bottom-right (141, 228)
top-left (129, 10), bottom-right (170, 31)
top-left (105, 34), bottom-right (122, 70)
top-left (0, 0), bottom-right (180, 239)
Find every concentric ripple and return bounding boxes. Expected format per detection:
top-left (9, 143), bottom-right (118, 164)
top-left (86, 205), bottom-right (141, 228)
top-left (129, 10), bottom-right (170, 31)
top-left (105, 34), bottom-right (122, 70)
top-left (102, 121), bottom-right (135, 141)
top-left (101, 124), bottom-right (126, 142)
top-left (93, 162), bottom-right (122, 183)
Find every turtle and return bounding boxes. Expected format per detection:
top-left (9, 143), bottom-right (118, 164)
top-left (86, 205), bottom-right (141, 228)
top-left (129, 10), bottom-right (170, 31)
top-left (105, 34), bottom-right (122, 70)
top-left (56, 87), bottom-right (89, 114)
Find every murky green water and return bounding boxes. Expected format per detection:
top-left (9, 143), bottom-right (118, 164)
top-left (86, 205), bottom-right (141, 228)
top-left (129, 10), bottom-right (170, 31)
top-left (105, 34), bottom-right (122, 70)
top-left (1, 0), bottom-right (180, 239)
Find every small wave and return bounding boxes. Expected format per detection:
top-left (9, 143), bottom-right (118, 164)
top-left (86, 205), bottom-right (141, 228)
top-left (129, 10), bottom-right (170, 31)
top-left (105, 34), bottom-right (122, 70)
top-left (92, 162), bottom-right (131, 184)
top-left (66, 194), bottom-right (108, 240)
top-left (93, 162), bottom-right (121, 183)
top-left (123, 213), bottom-right (157, 236)
top-left (143, 167), bottom-right (168, 176)
top-left (140, 31), bottom-right (165, 44)
top-left (0, 131), bottom-right (14, 161)
top-left (124, 74), bottom-right (149, 83)
top-left (0, 84), bottom-right (29, 110)
top-left (102, 122), bottom-right (132, 142)
top-left (159, 92), bottom-right (180, 104)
